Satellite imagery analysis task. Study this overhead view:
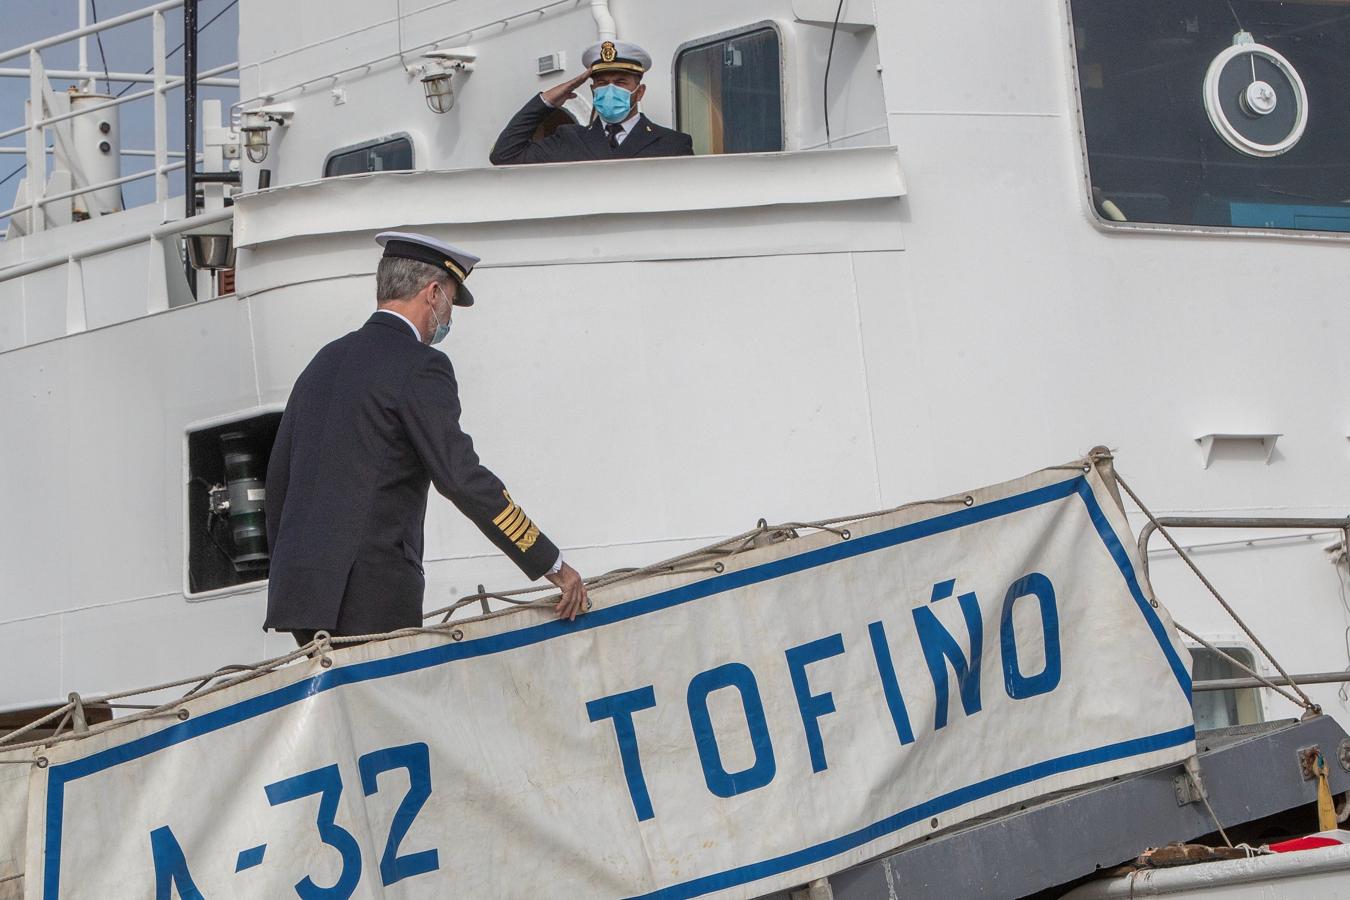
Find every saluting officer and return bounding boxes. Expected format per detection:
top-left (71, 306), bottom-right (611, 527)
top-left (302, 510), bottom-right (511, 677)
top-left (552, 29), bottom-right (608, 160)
top-left (264, 232), bottom-right (588, 645)
top-left (489, 40), bottom-right (694, 165)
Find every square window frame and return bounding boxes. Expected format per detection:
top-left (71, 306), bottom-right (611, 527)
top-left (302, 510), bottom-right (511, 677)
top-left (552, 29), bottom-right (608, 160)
top-left (672, 21), bottom-right (788, 156)
top-left (1060, 0), bottom-right (1350, 244)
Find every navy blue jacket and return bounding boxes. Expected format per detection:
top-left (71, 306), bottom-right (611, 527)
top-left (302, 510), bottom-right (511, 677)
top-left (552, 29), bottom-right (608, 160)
top-left (489, 94), bottom-right (694, 165)
top-left (263, 313), bottom-right (559, 634)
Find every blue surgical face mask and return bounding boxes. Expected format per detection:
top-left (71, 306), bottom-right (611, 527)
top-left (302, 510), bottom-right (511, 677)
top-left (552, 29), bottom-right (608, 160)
top-left (429, 285), bottom-right (453, 345)
top-left (592, 83), bottom-right (633, 124)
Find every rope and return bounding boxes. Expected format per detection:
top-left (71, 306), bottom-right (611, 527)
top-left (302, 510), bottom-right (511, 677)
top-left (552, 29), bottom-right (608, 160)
top-left (0, 459), bottom-right (1094, 753)
top-left (1115, 471), bottom-right (1319, 714)
top-left (0, 702), bottom-right (73, 746)
top-left (1187, 763), bottom-right (1234, 848)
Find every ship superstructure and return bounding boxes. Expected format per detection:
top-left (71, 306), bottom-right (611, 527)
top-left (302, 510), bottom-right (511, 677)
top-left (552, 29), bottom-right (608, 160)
top-left (1, 0), bottom-right (1348, 762)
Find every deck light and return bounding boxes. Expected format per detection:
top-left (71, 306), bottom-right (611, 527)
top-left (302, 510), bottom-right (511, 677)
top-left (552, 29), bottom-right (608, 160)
top-left (418, 49), bottom-right (476, 114)
top-left (239, 107), bottom-right (295, 164)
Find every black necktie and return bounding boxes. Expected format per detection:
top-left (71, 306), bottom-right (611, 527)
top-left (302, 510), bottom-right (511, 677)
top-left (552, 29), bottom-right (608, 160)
top-left (605, 123), bottom-right (624, 150)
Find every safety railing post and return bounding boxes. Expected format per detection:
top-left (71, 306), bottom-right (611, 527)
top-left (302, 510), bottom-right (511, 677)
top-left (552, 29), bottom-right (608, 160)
top-left (152, 10), bottom-right (168, 204)
top-left (26, 49), bottom-right (45, 233)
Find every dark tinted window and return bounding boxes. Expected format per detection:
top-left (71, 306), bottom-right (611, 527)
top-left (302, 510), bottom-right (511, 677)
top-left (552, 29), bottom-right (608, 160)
top-left (1070, 1), bottom-right (1350, 233)
top-left (324, 137), bottom-right (414, 177)
top-left (677, 28), bottom-right (783, 154)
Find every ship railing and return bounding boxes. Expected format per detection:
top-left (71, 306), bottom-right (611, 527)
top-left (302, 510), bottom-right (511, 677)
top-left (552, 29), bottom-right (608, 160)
top-left (0, 208), bottom-right (231, 335)
top-left (0, 0), bottom-right (238, 232)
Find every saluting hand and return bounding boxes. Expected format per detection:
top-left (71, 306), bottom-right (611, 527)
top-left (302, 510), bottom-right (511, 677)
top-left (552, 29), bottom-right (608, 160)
top-left (545, 562), bottom-right (590, 621)
top-left (541, 69), bottom-right (592, 108)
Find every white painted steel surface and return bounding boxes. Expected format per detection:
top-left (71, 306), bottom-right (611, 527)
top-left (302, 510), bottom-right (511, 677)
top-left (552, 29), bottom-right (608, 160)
top-left (0, 0), bottom-right (1347, 746)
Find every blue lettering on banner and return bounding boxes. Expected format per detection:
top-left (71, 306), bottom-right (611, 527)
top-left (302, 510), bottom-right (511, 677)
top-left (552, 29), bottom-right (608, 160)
top-left (358, 742), bottom-right (440, 886)
top-left (912, 582), bottom-right (984, 729)
top-left (867, 621), bottom-right (916, 746)
top-left (48, 475), bottom-right (1197, 900)
top-left (687, 664), bottom-right (777, 798)
top-left (264, 764), bottom-right (363, 899)
top-left (586, 686), bottom-right (659, 822)
top-left (785, 634), bottom-right (846, 773)
top-left (147, 742), bottom-right (441, 897)
top-left (235, 844), bottom-right (266, 872)
top-left (1001, 573), bottom-right (1062, 699)
top-left (150, 825), bottom-right (205, 900)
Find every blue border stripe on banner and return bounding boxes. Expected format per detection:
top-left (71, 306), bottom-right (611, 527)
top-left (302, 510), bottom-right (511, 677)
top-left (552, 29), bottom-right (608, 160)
top-left (629, 725), bottom-right (1196, 900)
top-left (41, 475), bottom-right (1193, 898)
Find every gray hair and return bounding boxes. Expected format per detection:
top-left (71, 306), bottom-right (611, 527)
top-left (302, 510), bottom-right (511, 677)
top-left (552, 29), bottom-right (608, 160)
top-left (376, 256), bottom-right (450, 303)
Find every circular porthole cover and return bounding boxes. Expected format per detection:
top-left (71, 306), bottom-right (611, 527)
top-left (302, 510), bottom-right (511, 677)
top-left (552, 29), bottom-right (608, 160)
top-left (1203, 32), bottom-right (1308, 157)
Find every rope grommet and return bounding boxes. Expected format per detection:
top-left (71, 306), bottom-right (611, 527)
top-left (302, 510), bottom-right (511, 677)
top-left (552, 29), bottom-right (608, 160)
top-left (756, 518), bottom-right (768, 529)
top-left (713, 562), bottom-right (725, 574)
top-left (585, 600), bottom-right (593, 611)
top-left (840, 529), bottom-right (852, 540)
top-left (35, 756), bottom-right (48, 769)
top-left (1151, 599), bottom-right (1160, 608)
top-left (176, 708), bottom-right (190, 721)
top-left (963, 495), bottom-right (975, 507)
top-left (451, 629), bottom-right (464, 641)
top-left (1082, 463), bottom-right (1091, 473)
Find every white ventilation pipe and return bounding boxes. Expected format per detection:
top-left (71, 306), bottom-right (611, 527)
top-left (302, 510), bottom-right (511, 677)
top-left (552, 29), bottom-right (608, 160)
top-left (590, 0), bottom-right (616, 41)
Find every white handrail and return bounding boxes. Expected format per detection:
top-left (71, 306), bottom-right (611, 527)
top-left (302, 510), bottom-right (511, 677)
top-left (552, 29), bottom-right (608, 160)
top-left (233, 0), bottom-right (577, 114)
top-left (0, 208), bottom-right (231, 285)
top-left (0, 161), bottom-right (187, 221)
top-left (0, 67), bottom-right (238, 87)
top-left (1, 0), bottom-right (238, 231)
top-left (0, 148), bottom-right (197, 158)
top-left (0, 63), bottom-right (239, 143)
top-left (0, 0), bottom-right (185, 66)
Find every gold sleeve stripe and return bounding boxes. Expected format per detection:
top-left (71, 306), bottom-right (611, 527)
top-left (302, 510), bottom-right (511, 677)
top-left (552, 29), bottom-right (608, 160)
top-left (499, 507), bottom-right (525, 535)
top-left (516, 524), bottom-right (540, 553)
top-left (507, 515), bottom-right (534, 543)
top-left (493, 502), bottom-right (519, 527)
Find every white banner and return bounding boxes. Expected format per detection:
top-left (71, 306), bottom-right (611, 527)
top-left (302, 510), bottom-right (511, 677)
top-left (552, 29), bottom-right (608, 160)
top-left (21, 461), bottom-right (1195, 899)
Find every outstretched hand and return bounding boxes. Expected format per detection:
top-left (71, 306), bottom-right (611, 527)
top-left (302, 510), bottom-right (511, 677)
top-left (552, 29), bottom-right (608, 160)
top-left (545, 562), bottom-right (590, 621)
top-left (541, 69), bottom-right (592, 108)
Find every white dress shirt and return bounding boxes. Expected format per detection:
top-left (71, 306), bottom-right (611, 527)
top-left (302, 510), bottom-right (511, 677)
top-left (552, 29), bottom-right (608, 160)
top-left (374, 308), bottom-right (421, 341)
top-left (373, 309), bottom-right (565, 576)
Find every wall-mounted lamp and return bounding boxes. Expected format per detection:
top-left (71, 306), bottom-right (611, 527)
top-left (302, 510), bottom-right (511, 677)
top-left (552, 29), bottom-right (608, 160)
top-left (239, 106), bottom-right (295, 164)
top-left (418, 49), bottom-right (476, 114)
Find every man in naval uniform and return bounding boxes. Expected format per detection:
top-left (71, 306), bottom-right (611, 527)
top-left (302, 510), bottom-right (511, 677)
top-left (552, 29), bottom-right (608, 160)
top-left (489, 39), bottom-right (694, 165)
top-left (263, 232), bottom-right (588, 645)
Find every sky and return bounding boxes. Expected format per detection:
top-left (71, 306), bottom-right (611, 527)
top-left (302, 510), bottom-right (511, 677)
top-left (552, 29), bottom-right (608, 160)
top-left (0, 0), bottom-right (240, 224)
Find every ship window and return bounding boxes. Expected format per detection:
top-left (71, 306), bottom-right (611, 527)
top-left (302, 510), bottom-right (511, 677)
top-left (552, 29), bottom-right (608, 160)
top-left (186, 413), bottom-right (281, 596)
top-left (1069, 1), bottom-right (1350, 234)
top-left (676, 26), bottom-right (783, 155)
top-left (323, 135), bottom-right (414, 177)
top-left (1189, 645), bottom-right (1263, 731)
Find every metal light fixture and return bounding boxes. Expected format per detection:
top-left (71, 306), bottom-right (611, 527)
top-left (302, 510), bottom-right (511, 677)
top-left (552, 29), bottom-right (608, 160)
top-left (238, 106), bottom-right (295, 164)
top-left (418, 49), bottom-right (476, 115)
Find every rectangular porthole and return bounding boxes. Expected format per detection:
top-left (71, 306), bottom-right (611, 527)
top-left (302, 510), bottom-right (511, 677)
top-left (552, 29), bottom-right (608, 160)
top-left (185, 413), bottom-right (281, 596)
top-left (1189, 645), bottom-right (1264, 731)
top-left (676, 26), bottom-right (784, 155)
top-left (323, 134), bottom-right (415, 177)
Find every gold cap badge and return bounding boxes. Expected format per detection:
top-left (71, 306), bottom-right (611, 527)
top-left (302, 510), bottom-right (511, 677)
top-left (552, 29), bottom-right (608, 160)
top-left (600, 41), bottom-right (617, 63)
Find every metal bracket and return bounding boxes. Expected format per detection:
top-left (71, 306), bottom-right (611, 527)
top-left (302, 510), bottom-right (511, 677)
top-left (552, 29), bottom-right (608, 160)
top-left (1298, 745), bottom-right (1322, 781)
top-left (1173, 756), bottom-right (1207, 806)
